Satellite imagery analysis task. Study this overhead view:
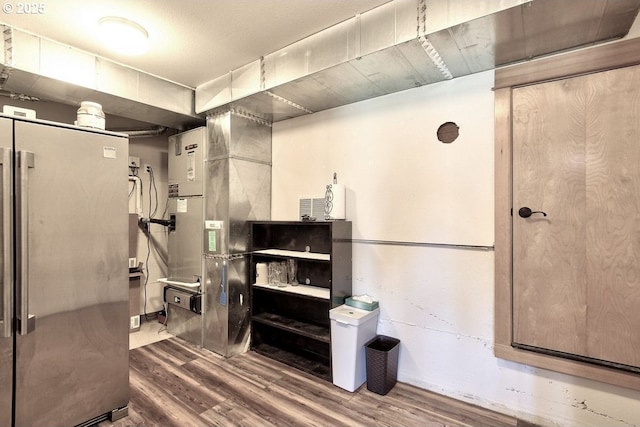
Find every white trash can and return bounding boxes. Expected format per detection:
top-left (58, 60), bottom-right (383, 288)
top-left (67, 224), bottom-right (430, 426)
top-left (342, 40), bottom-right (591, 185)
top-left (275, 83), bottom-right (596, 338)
top-left (329, 305), bottom-right (380, 392)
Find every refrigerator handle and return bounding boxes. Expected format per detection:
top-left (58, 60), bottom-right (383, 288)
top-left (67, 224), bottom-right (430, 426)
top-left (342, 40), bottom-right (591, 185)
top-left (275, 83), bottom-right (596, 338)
top-left (17, 151), bottom-right (35, 335)
top-left (0, 147), bottom-right (11, 338)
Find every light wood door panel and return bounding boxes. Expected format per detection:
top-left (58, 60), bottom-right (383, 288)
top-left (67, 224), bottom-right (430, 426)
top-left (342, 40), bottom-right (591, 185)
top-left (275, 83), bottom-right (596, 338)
top-left (583, 67), bottom-right (640, 367)
top-left (512, 76), bottom-right (588, 356)
top-left (512, 65), bottom-right (640, 369)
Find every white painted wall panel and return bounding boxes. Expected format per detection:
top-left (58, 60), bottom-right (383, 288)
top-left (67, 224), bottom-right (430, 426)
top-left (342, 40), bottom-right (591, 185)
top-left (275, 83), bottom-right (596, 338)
top-left (353, 244), bottom-right (494, 339)
top-left (272, 70), bottom-right (495, 246)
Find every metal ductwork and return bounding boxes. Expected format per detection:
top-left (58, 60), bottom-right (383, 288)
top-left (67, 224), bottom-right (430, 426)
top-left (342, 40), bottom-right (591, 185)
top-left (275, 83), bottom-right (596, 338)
top-left (196, 0), bottom-right (640, 122)
top-left (119, 126), bottom-right (169, 138)
top-left (0, 26), bottom-right (204, 130)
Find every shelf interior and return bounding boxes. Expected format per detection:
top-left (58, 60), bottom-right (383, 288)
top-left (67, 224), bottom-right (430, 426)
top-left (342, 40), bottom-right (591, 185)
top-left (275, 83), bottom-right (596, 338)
top-left (253, 282), bottom-right (330, 300)
top-left (252, 312), bottom-right (330, 343)
top-left (253, 248), bottom-right (330, 261)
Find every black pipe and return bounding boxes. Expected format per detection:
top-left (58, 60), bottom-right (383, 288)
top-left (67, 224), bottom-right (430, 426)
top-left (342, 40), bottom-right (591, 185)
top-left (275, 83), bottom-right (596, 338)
top-left (139, 214), bottom-right (175, 232)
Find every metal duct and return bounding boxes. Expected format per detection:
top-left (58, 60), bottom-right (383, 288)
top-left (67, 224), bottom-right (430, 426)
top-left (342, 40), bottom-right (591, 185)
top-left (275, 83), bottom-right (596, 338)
top-left (196, 0), bottom-right (640, 122)
top-left (119, 126), bottom-right (169, 138)
top-left (0, 26), bottom-right (204, 130)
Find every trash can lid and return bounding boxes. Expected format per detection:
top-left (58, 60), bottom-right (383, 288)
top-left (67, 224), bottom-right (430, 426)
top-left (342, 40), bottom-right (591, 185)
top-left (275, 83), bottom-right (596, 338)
top-left (329, 304), bottom-right (380, 326)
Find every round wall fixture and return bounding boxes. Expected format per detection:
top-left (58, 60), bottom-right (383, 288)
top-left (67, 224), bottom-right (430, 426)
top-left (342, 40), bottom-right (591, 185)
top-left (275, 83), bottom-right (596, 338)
top-left (437, 121), bottom-right (459, 144)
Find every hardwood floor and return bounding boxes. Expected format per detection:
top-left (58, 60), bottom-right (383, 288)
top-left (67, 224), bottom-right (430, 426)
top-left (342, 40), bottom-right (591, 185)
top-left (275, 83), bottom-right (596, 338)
top-left (99, 337), bottom-right (532, 427)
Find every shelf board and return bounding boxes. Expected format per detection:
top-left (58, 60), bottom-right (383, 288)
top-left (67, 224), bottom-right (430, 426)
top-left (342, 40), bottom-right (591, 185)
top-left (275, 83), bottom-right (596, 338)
top-left (253, 282), bottom-right (330, 300)
top-left (252, 312), bottom-right (330, 343)
top-left (252, 343), bottom-right (331, 382)
top-left (253, 249), bottom-right (330, 261)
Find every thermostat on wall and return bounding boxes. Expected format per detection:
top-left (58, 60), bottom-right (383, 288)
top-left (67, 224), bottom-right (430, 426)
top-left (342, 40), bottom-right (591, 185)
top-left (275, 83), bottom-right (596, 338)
top-left (3, 105), bottom-right (36, 119)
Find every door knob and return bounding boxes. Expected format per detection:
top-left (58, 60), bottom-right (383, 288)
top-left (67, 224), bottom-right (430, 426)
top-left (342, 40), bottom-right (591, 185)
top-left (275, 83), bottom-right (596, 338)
top-left (518, 207), bottom-right (547, 218)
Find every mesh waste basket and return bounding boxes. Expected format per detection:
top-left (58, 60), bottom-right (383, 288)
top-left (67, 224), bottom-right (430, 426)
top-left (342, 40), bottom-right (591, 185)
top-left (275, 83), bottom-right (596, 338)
top-left (365, 335), bottom-right (400, 395)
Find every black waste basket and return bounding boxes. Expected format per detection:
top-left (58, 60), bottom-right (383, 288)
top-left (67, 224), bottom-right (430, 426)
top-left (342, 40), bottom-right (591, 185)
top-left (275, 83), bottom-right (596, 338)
top-left (365, 335), bottom-right (400, 395)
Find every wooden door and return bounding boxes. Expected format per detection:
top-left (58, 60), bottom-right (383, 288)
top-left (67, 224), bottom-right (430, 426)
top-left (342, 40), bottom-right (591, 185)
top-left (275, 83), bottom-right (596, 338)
top-left (512, 65), bottom-right (640, 370)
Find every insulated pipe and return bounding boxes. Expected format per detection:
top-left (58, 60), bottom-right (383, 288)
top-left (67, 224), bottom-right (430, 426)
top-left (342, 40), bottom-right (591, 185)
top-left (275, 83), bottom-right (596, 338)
top-left (111, 126), bottom-right (169, 138)
top-left (122, 127), bottom-right (168, 138)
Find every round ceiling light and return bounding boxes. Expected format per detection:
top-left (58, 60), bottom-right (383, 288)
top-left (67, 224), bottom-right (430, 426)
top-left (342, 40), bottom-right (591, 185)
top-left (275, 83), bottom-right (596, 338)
top-left (98, 16), bottom-right (149, 56)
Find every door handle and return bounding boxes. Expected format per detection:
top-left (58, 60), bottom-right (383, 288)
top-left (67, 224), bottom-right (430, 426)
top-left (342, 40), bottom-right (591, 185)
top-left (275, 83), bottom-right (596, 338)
top-left (0, 147), bottom-right (11, 338)
top-left (17, 151), bottom-right (35, 335)
top-left (518, 207), bottom-right (547, 218)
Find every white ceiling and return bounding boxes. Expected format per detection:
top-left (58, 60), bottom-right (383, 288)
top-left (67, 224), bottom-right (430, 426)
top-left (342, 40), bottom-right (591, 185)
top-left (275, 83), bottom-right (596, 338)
top-left (0, 0), bottom-right (389, 89)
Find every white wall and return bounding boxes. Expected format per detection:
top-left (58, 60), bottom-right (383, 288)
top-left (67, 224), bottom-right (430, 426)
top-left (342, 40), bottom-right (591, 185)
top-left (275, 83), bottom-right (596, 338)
top-left (128, 137), bottom-right (170, 315)
top-left (271, 72), bottom-right (494, 246)
top-left (271, 70), bottom-right (640, 427)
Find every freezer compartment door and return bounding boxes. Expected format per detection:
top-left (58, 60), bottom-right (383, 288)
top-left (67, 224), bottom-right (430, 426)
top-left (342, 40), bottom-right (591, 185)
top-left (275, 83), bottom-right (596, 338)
top-left (13, 121), bottom-right (129, 427)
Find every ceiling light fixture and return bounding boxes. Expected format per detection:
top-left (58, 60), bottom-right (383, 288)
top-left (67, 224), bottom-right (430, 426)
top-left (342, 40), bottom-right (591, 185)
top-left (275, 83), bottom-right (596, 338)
top-left (98, 16), bottom-right (149, 56)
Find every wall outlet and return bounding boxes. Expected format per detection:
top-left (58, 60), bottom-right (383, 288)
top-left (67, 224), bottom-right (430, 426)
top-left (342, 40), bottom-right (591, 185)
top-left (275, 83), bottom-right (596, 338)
top-left (130, 315), bottom-right (140, 330)
top-left (128, 156), bottom-right (140, 168)
top-left (144, 164), bottom-right (152, 173)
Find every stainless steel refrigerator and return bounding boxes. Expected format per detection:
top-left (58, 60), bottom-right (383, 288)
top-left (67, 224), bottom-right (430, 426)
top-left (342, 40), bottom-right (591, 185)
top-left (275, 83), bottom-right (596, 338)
top-left (0, 114), bottom-right (130, 426)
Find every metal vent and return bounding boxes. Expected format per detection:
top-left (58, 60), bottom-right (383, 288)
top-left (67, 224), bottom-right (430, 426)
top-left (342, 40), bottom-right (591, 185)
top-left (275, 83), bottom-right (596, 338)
top-left (299, 197), bottom-right (326, 220)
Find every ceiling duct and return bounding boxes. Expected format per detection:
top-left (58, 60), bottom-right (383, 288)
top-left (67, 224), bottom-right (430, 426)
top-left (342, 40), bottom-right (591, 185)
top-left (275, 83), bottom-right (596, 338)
top-left (0, 26), bottom-right (203, 130)
top-left (118, 126), bottom-right (168, 138)
top-left (196, 0), bottom-right (640, 122)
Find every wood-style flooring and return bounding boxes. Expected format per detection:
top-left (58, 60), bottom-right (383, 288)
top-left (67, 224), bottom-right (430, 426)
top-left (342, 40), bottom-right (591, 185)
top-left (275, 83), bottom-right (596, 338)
top-left (99, 337), bottom-right (534, 427)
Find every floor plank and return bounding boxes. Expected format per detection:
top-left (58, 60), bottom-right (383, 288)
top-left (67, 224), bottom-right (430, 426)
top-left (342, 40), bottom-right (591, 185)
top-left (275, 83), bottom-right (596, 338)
top-left (99, 337), bottom-right (530, 427)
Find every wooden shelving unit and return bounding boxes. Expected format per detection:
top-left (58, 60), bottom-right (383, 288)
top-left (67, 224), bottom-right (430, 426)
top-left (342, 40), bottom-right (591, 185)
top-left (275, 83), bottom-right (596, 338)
top-left (249, 221), bottom-right (352, 381)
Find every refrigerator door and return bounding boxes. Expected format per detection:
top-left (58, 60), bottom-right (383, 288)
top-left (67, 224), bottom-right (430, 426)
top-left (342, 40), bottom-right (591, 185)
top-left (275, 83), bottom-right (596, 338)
top-left (167, 196), bottom-right (204, 282)
top-left (13, 121), bottom-right (129, 426)
top-left (0, 117), bottom-right (13, 427)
